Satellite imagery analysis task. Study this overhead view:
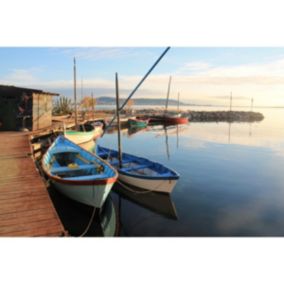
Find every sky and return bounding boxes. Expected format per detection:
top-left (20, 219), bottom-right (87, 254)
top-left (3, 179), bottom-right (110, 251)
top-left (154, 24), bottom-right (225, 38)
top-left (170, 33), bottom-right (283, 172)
top-left (1, 47), bottom-right (284, 107)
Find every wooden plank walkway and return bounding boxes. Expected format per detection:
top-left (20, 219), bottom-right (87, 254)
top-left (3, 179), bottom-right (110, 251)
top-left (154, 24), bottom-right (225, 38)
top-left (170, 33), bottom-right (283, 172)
top-left (0, 132), bottom-right (67, 236)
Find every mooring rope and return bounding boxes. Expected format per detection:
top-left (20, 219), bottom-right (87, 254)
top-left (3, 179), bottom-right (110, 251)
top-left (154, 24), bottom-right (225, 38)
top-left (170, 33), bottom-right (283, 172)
top-left (78, 205), bottom-right (97, 237)
top-left (77, 184), bottom-right (97, 237)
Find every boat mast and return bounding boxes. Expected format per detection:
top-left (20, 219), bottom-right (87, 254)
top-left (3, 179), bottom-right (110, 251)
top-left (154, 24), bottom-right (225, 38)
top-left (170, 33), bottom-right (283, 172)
top-left (115, 72), bottom-right (123, 168)
top-left (92, 92), bottom-right (95, 120)
top-left (103, 47), bottom-right (171, 135)
top-left (177, 92), bottom-right (180, 113)
top-left (73, 57), bottom-right (78, 130)
top-left (165, 76), bottom-right (172, 115)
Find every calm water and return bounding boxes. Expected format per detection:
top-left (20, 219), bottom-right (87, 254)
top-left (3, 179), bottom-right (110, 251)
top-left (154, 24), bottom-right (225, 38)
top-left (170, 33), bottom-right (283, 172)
top-left (99, 107), bottom-right (284, 236)
top-left (49, 107), bottom-right (284, 236)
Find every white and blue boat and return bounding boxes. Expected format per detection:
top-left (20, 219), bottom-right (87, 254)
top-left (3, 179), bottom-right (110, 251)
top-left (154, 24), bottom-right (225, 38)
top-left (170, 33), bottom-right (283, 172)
top-left (42, 136), bottom-right (118, 208)
top-left (96, 145), bottom-right (180, 194)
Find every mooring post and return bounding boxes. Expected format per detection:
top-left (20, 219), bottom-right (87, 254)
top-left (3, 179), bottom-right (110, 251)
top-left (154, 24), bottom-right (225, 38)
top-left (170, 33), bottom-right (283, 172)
top-left (73, 57), bottom-right (78, 130)
top-left (115, 73), bottom-right (123, 168)
top-left (92, 92), bottom-right (95, 120)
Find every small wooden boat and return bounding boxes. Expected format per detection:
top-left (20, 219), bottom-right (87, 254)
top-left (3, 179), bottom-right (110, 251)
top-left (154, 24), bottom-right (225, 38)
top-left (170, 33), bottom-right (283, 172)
top-left (64, 123), bottom-right (103, 145)
top-left (128, 118), bottom-right (149, 128)
top-left (148, 115), bottom-right (188, 125)
top-left (96, 145), bottom-right (180, 194)
top-left (42, 136), bottom-right (118, 208)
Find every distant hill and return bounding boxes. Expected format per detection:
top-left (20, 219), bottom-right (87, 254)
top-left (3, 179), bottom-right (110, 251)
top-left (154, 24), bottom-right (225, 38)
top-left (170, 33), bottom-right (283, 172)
top-left (96, 96), bottom-right (188, 106)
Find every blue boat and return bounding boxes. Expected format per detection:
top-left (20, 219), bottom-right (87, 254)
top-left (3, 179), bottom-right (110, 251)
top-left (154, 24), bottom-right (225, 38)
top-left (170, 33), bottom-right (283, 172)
top-left (96, 145), bottom-right (180, 193)
top-left (42, 136), bottom-right (118, 208)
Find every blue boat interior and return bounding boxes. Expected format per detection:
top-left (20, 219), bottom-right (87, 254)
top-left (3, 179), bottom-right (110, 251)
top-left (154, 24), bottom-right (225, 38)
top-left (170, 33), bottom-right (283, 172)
top-left (43, 136), bottom-right (116, 180)
top-left (96, 145), bottom-right (179, 179)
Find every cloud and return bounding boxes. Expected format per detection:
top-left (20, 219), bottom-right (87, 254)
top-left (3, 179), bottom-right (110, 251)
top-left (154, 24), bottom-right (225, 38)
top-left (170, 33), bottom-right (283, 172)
top-left (177, 61), bottom-right (211, 73)
top-left (176, 57), bottom-right (284, 86)
top-left (2, 55), bottom-right (284, 106)
top-left (57, 47), bottom-right (155, 61)
top-left (2, 68), bottom-right (42, 85)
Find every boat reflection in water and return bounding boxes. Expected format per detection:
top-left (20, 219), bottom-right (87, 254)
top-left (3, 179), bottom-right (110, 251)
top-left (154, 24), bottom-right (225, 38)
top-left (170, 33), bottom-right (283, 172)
top-left (127, 126), bottom-right (148, 137)
top-left (48, 184), bottom-right (118, 237)
top-left (113, 181), bottom-right (178, 220)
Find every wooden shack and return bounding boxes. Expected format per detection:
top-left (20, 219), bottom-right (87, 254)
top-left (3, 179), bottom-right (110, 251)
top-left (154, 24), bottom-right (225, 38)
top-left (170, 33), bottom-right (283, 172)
top-left (0, 85), bottom-right (59, 131)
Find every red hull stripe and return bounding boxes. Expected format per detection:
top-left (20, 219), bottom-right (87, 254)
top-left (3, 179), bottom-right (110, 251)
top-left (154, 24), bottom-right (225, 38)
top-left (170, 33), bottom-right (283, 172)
top-left (45, 171), bottom-right (118, 186)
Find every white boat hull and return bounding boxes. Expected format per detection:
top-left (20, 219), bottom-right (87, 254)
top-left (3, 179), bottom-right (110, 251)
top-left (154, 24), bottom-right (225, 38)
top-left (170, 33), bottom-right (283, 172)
top-left (65, 128), bottom-right (103, 145)
top-left (118, 173), bottom-right (177, 193)
top-left (51, 180), bottom-right (114, 208)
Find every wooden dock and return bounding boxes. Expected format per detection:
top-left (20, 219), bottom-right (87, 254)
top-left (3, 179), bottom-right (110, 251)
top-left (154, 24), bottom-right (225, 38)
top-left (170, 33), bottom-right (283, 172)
top-left (0, 132), bottom-right (66, 236)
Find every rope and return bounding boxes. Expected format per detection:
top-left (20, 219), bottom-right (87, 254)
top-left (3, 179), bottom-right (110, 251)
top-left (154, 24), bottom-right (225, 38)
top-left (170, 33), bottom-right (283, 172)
top-left (77, 205), bottom-right (97, 237)
top-left (77, 184), bottom-right (97, 237)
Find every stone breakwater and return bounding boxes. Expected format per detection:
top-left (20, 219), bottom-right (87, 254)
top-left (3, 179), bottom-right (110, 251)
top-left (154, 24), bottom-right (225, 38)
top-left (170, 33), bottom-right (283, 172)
top-left (187, 111), bottom-right (264, 122)
top-left (133, 109), bottom-right (264, 123)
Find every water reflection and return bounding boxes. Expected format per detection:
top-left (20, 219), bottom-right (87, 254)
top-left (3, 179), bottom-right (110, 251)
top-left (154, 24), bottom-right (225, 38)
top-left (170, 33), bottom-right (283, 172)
top-left (113, 182), bottom-right (178, 220)
top-left (48, 185), bottom-right (118, 237)
top-left (127, 126), bottom-right (148, 137)
top-left (62, 107), bottom-right (284, 236)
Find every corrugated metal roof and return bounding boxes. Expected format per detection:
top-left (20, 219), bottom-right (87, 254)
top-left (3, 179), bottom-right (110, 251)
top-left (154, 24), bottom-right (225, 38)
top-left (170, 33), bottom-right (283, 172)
top-left (0, 85), bottom-right (59, 96)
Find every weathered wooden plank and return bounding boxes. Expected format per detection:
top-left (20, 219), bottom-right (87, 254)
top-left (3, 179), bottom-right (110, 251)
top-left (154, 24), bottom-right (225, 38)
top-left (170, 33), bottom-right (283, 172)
top-left (0, 190), bottom-right (46, 200)
top-left (0, 196), bottom-right (55, 210)
top-left (8, 226), bottom-right (67, 237)
top-left (0, 219), bottom-right (62, 235)
top-left (0, 208), bottom-right (59, 221)
top-left (0, 132), bottom-right (66, 236)
top-left (0, 182), bottom-right (46, 192)
top-left (0, 212), bottom-right (59, 227)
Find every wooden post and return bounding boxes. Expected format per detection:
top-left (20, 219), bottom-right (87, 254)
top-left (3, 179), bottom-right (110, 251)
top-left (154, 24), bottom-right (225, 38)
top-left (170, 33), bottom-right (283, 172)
top-left (91, 92), bottom-right (95, 120)
top-left (115, 73), bottom-right (122, 168)
top-left (103, 47), bottom-right (170, 134)
top-left (164, 126), bottom-right (170, 160)
top-left (73, 57), bottom-right (78, 130)
top-left (229, 92), bottom-right (232, 112)
top-left (165, 76), bottom-right (172, 114)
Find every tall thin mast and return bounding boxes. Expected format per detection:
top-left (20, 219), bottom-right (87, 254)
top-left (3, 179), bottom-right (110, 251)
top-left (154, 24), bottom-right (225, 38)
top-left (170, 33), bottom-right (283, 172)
top-left (115, 73), bottom-right (122, 168)
top-left (91, 92), bottom-right (95, 120)
top-left (229, 92), bottom-right (232, 111)
top-left (165, 76), bottom-right (172, 114)
top-left (103, 46), bottom-right (170, 135)
top-left (73, 57), bottom-right (78, 130)
top-left (177, 92), bottom-right (180, 112)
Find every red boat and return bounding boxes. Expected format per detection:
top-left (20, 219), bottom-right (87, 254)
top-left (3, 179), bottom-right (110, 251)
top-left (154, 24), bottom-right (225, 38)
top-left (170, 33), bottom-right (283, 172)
top-left (143, 115), bottom-right (188, 125)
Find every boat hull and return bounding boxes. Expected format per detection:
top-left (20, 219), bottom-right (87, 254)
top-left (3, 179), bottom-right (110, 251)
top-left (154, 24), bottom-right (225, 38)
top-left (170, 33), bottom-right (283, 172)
top-left (50, 178), bottom-right (114, 208)
top-left (65, 127), bottom-right (103, 145)
top-left (128, 118), bottom-right (148, 128)
top-left (164, 116), bottom-right (188, 124)
top-left (118, 172), bottom-right (177, 194)
top-left (148, 116), bottom-right (188, 125)
top-left (42, 136), bottom-right (118, 209)
top-left (96, 145), bottom-right (179, 194)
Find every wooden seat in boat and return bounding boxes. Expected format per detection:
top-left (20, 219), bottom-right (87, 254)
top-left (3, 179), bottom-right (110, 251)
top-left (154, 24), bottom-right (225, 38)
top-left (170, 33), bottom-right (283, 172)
top-left (51, 164), bottom-right (95, 174)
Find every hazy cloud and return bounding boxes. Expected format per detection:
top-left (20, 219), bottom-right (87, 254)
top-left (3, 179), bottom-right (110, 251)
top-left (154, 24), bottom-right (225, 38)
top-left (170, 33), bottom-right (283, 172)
top-left (57, 47), bottom-right (155, 61)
